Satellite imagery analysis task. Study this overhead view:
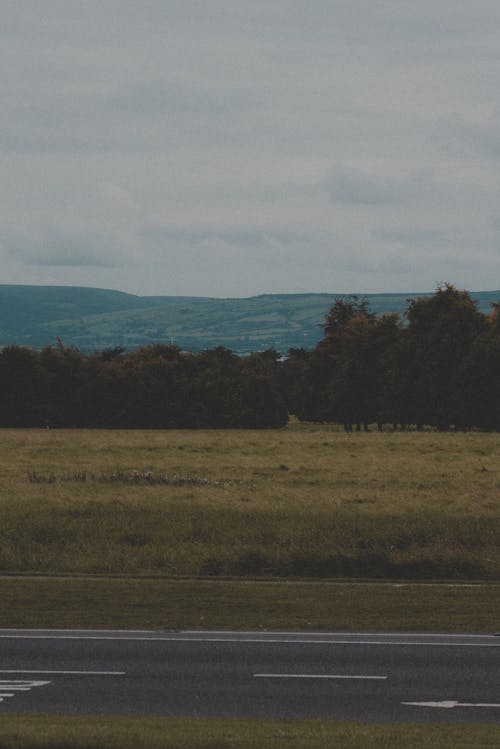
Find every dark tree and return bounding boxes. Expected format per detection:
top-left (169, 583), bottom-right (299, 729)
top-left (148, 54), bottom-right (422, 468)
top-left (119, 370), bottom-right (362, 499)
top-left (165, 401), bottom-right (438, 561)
top-left (39, 343), bottom-right (86, 426)
top-left (405, 283), bottom-right (488, 429)
top-left (322, 295), bottom-right (375, 338)
top-left (280, 348), bottom-right (314, 420)
top-left (0, 346), bottom-right (46, 426)
top-left (456, 305), bottom-right (500, 430)
top-left (299, 297), bottom-right (400, 429)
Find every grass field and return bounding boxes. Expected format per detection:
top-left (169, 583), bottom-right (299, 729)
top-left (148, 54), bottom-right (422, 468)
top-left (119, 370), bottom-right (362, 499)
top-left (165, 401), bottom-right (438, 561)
top-left (1, 426), bottom-right (499, 746)
top-left (1, 425), bottom-right (499, 580)
top-left (1, 576), bottom-right (498, 631)
top-left (0, 714), bottom-right (499, 749)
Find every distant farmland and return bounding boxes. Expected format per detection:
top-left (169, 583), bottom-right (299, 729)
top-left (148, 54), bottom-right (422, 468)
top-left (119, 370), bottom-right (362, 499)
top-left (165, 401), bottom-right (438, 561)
top-left (1, 283), bottom-right (499, 352)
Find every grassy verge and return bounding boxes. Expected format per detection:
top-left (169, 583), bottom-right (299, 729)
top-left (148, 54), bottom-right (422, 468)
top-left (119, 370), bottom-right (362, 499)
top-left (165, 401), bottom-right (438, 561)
top-left (1, 427), bottom-right (499, 580)
top-left (0, 715), bottom-right (498, 749)
top-left (1, 576), bottom-right (498, 631)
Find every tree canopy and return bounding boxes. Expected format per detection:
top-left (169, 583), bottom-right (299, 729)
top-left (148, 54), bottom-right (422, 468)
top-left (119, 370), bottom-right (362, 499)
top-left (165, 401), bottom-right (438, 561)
top-left (283, 284), bottom-right (500, 431)
top-left (1, 284), bottom-right (500, 430)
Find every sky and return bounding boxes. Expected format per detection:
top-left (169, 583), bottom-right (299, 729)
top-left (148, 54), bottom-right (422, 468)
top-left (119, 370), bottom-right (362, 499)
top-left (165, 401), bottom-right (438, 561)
top-left (1, 0), bottom-right (500, 298)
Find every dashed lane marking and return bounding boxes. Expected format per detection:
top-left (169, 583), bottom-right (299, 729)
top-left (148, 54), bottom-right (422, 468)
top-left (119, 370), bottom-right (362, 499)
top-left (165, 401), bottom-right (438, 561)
top-left (403, 700), bottom-right (500, 709)
top-left (254, 673), bottom-right (387, 680)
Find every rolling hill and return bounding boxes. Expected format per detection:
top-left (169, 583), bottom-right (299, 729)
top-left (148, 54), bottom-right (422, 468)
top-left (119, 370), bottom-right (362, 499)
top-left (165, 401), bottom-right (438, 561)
top-left (0, 284), bottom-right (499, 354)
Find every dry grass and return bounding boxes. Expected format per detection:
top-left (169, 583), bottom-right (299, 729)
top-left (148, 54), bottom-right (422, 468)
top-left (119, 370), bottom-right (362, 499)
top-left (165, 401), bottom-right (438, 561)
top-left (0, 714), bottom-right (499, 749)
top-left (0, 425), bottom-right (499, 578)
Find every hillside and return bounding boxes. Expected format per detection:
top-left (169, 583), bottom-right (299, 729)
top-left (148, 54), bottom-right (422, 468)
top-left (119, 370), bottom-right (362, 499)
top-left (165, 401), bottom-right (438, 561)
top-left (0, 285), bottom-right (499, 353)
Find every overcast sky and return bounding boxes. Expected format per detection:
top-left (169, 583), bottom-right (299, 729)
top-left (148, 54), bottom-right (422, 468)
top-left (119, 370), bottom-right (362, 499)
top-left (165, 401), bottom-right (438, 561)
top-left (1, 1), bottom-right (500, 297)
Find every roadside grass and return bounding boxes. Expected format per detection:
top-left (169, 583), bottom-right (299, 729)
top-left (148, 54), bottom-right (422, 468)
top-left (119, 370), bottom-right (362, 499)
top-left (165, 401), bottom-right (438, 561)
top-left (0, 426), bottom-right (499, 579)
top-left (0, 715), bottom-right (498, 749)
top-left (0, 577), bottom-right (498, 631)
top-left (1, 428), bottom-right (499, 746)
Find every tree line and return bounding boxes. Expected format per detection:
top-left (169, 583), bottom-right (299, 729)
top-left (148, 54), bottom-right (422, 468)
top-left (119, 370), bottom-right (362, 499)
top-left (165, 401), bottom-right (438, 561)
top-left (284, 283), bottom-right (500, 431)
top-left (1, 283), bottom-right (499, 430)
top-left (0, 343), bottom-right (287, 428)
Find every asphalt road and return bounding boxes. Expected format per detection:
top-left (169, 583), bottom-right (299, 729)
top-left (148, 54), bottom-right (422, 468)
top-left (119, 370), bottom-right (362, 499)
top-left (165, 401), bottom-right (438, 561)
top-left (0, 629), bottom-right (499, 724)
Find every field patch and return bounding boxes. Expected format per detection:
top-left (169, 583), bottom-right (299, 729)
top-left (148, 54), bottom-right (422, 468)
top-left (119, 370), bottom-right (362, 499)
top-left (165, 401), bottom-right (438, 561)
top-left (0, 426), bottom-right (499, 579)
top-left (0, 577), bottom-right (498, 631)
top-left (0, 714), bottom-right (498, 749)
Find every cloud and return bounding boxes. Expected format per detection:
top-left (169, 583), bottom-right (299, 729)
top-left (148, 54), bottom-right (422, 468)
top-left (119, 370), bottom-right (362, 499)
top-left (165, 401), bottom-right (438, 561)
top-left (0, 181), bottom-right (146, 269)
top-left (1, 227), bottom-right (114, 267)
top-left (322, 166), bottom-right (435, 206)
top-left (1, 2), bottom-right (500, 296)
top-left (439, 112), bottom-right (500, 160)
top-left (373, 228), bottom-right (446, 245)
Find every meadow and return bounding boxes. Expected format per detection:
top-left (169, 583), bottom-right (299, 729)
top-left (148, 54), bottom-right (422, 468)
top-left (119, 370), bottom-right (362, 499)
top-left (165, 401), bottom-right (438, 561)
top-left (2, 425), bottom-right (499, 745)
top-left (1, 424), bottom-right (499, 580)
top-left (0, 714), bottom-right (498, 749)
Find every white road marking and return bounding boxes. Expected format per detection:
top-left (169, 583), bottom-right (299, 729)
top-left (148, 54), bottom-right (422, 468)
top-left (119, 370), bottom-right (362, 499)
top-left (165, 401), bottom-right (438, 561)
top-left (254, 673), bottom-right (387, 680)
top-left (0, 680), bottom-right (50, 688)
top-left (0, 680), bottom-right (50, 704)
top-left (184, 630), bottom-right (492, 638)
top-left (0, 670), bottom-right (125, 676)
top-left (0, 634), bottom-right (497, 647)
top-left (403, 700), bottom-right (500, 709)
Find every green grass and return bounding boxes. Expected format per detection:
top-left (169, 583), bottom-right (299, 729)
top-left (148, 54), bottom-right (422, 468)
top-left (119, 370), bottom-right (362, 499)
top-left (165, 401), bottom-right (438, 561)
top-left (1, 577), bottom-right (498, 631)
top-left (0, 715), bottom-right (498, 749)
top-left (0, 426), bottom-right (499, 580)
top-left (1, 427), bottom-right (499, 746)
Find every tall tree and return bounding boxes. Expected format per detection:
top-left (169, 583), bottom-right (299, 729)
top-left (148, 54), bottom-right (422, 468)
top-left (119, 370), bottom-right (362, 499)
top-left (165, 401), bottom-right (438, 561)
top-left (304, 297), bottom-right (397, 429)
top-left (405, 283), bottom-right (488, 429)
top-left (322, 295), bottom-right (375, 338)
top-left (0, 346), bottom-right (45, 426)
top-left (456, 303), bottom-right (500, 430)
top-left (39, 343), bottom-right (86, 426)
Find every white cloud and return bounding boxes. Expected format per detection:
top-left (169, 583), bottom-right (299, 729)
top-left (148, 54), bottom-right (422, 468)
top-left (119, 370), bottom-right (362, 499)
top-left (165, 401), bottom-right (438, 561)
top-left (322, 166), bottom-right (435, 206)
top-left (440, 112), bottom-right (500, 160)
top-left (1, 1), bottom-right (500, 295)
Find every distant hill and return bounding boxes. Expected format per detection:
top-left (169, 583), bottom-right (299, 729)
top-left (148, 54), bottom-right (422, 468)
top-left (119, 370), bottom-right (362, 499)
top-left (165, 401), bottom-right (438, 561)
top-left (0, 284), bottom-right (499, 354)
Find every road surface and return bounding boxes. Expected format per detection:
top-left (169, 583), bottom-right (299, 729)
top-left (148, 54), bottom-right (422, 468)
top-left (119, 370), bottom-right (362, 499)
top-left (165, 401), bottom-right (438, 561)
top-left (0, 629), bottom-right (498, 723)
